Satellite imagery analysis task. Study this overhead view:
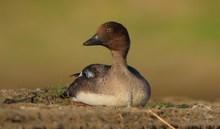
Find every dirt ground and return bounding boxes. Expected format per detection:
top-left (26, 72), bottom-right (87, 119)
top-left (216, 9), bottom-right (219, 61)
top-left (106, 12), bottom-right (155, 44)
top-left (0, 88), bottom-right (220, 129)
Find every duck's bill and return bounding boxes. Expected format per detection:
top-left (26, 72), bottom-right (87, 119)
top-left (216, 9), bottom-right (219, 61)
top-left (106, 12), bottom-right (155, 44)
top-left (83, 34), bottom-right (103, 46)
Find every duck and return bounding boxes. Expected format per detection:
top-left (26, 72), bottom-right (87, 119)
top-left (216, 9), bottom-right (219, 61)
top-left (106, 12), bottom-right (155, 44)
top-left (63, 21), bottom-right (151, 107)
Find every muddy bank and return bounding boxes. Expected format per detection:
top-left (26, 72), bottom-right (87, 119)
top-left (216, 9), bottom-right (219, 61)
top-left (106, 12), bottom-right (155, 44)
top-left (0, 88), bottom-right (220, 129)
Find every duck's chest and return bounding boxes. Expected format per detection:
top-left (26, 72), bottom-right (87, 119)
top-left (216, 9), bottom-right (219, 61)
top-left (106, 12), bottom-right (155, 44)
top-left (107, 72), bottom-right (146, 106)
top-left (104, 69), bottom-right (145, 95)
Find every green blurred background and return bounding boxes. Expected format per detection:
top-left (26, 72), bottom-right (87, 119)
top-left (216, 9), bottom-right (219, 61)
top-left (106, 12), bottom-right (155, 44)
top-left (0, 0), bottom-right (220, 100)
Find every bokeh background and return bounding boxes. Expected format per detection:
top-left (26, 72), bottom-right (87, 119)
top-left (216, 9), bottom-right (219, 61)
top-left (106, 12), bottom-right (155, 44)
top-left (0, 0), bottom-right (219, 101)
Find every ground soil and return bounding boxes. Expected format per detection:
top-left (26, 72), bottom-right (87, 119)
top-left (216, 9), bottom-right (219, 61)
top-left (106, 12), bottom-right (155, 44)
top-left (0, 88), bottom-right (220, 129)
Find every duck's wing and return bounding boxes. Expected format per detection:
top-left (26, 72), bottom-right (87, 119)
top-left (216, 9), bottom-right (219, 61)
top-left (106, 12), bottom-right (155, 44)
top-left (127, 66), bottom-right (142, 78)
top-left (62, 64), bottom-right (110, 98)
top-left (127, 65), bottom-right (150, 85)
top-left (72, 64), bottom-right (110, 78)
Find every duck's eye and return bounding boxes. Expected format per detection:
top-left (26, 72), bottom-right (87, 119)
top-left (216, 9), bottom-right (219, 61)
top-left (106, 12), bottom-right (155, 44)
top-left (106, 28), bottom-right (111, 32)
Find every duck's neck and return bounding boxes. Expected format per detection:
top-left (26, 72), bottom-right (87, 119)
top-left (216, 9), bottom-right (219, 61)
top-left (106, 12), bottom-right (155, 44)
top-left (111, 50), bottom-right (128, 70)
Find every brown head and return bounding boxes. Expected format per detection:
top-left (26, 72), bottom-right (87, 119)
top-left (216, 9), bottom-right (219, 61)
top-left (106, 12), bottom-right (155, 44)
top-left (83, 21), bottom-right (130, 58)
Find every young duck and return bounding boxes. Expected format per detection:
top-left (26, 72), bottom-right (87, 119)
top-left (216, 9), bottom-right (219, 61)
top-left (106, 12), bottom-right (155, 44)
top-left (63, 21), bottom-right (151, 107)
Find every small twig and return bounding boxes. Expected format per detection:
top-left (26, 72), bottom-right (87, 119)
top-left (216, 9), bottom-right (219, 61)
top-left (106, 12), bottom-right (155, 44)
top-left (147, 109), bottom-right (176, 129)
top-left (3, 93), bottom-right (37, 104)
top-left (119, 113), bottom-right (124, 120)
top-left (4, 95), bottom-right (35, 104)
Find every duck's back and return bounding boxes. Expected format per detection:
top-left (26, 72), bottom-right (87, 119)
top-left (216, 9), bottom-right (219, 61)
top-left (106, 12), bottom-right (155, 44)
top-left (64, 64), bottom-right (150, 106)
top-left (66, 64), bottom-right (110, 98)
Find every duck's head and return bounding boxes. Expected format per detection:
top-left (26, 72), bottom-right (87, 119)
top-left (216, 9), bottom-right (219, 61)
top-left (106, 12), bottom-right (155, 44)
top-left (83, 21), bottom-right (130, 54)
